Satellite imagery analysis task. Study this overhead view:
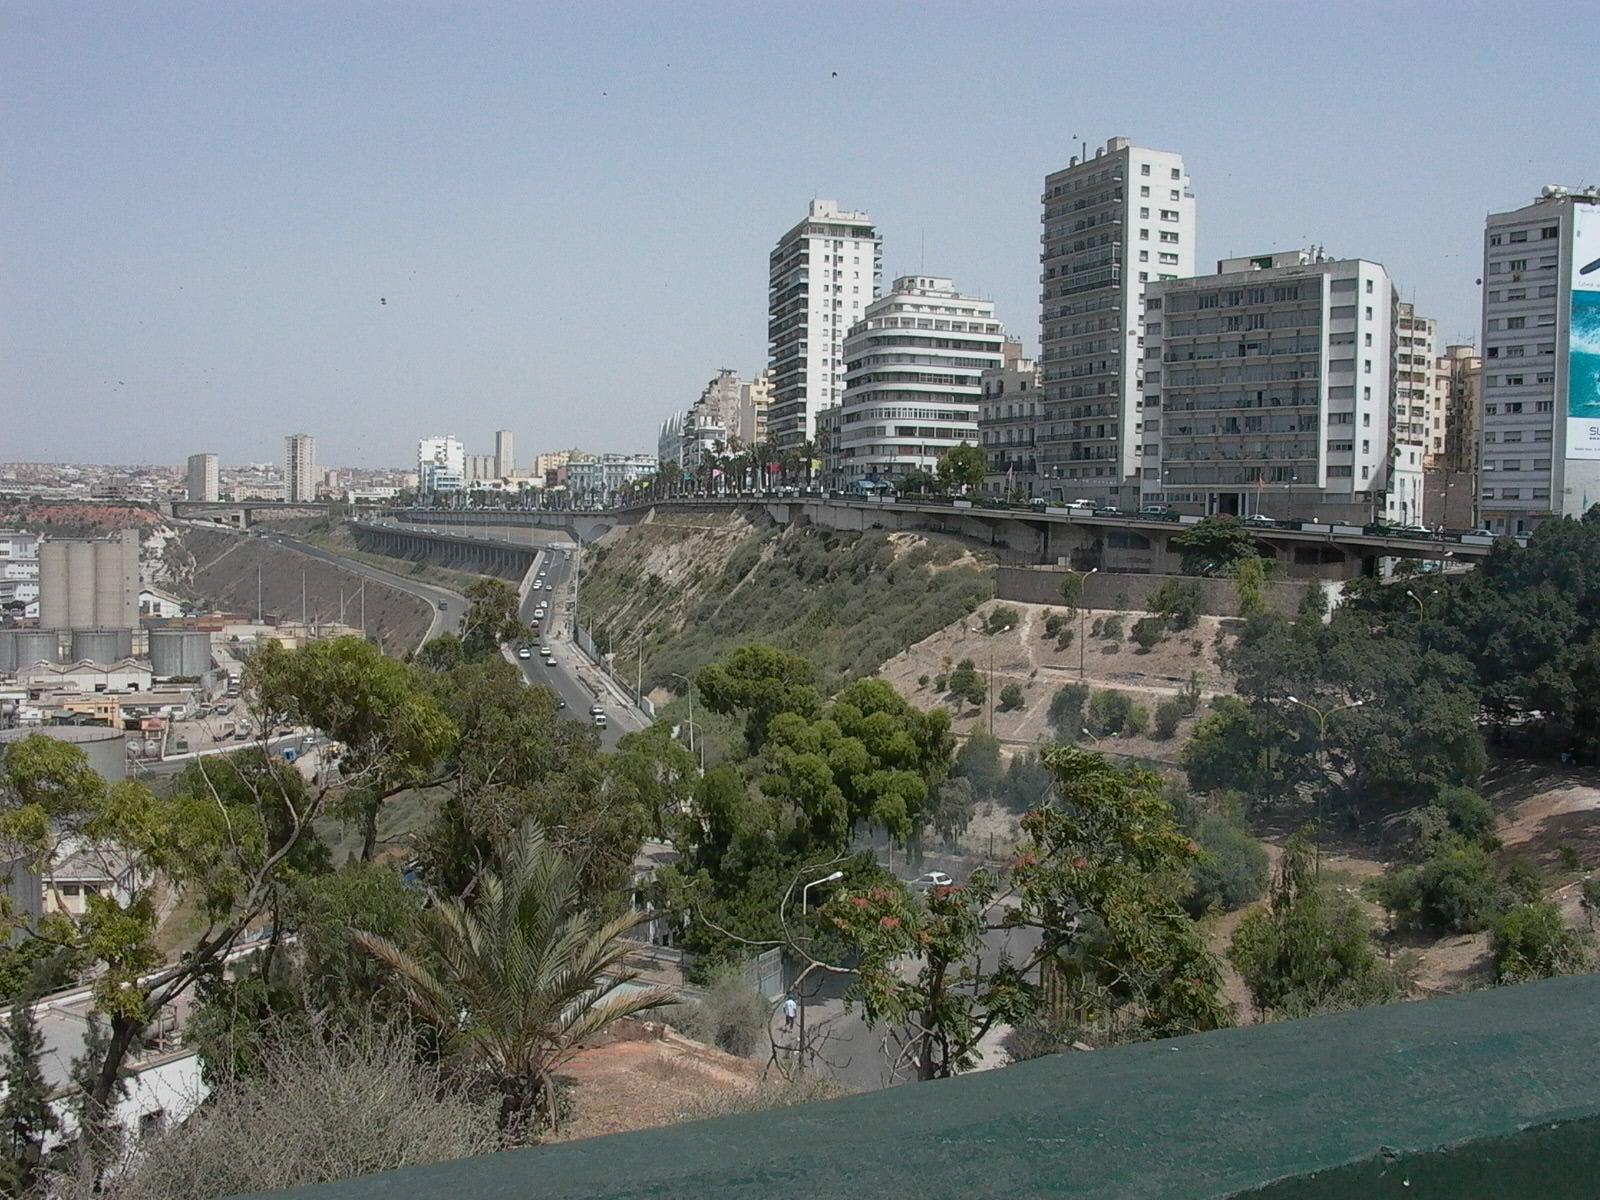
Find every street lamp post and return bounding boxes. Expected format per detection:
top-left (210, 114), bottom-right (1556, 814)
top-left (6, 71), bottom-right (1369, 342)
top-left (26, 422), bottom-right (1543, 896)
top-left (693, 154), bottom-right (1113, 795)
top-left (1074, 567), bottom-right (1099, 680)
top-left (797, 869), bottom-right (844, 1061)
top-left (669, 671), bottom-right (699, 767)
top-left (1284, 694), bottom-right (1365, 867)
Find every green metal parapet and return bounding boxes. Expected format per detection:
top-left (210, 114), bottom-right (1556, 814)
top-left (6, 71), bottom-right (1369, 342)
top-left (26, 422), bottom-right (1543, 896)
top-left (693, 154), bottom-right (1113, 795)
top-left (245, 973), bottom-right (1600, 1200)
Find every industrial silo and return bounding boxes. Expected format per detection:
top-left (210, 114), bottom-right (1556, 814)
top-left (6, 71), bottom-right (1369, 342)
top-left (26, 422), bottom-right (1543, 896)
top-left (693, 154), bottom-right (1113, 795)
top-left (38, 542), bottom-right (69, 630)
top-left (149, 629), bottom-right (211, 678)
top-left (0, 629), bottom-right (17, 674)
top-left (94, 533), bottom-right (139, 628)
top-left (12, 630), bottom-right (61, 667)
top-left (0, 725), bottom-right (127, 783)
top-left (71, 628), bottom-right (134, 664)
top-left (66, 541), bottom-right (95, 630)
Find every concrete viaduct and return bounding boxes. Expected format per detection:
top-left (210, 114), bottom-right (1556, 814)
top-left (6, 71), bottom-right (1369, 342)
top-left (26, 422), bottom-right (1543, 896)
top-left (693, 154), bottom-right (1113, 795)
top-left (350, 521), bottom-right (538, 579)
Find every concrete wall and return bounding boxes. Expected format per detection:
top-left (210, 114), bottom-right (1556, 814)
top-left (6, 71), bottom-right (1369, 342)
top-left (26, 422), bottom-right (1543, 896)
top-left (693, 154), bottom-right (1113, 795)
top-left (996, 565), bottom-right (1311, 618)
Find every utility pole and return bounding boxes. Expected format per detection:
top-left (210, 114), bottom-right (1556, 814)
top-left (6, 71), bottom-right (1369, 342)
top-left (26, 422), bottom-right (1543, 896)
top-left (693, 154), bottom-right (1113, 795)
top-left (301, 568), bottom-right (307, 629)
top-left (256, 565), bottom-right (262, 624)
top-left (359, 578), bottom-right (366, 638)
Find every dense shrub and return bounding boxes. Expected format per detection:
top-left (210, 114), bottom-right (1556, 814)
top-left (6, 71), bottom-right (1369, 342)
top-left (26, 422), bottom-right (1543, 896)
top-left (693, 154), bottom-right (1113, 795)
top-left (1491, 902), bottom-right (1593, 984)
top-left (946, 659), bottom-right (986, 707)
top-left (953, 730), bottom-right (1003, 798)
top-left (1378, 839), bottom-right (1500, 934)
top-left (1123, 703), bottom-right (1150, 737)
top-left (1048, 683), bottom-right (1091, 737)
top-left (1086, 689), bottom-right (1134, 736)
top-left (1150, 579), bottom-right (1201, 631)
top-left (1152, 698), bottom-right (1184, 741)
top-left (1433, 784), bottom-right (1496, 843)
top-left (1100, 615), bottom-right (1124, 642)
top-left (984, 606), bottom-right (1021, 635)
top-left (999, 682), bottom-right (1026, 711)
top-left (670, 972), bottom-right (770, 1058)
top-left (1130, 616), bottom-right (1166, 650)
top-left (1185, 813), bottom-right (1270, 915)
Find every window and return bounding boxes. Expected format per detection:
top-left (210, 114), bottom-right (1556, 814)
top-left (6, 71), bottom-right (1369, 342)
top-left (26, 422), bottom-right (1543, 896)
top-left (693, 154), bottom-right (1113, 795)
top-left (1364, 306), bottom-right (1373, 320)
top-left (1502, 489), bottom-right (1521, 500)
top-left (1170, 168), bottom-right (1180, 180)
top-left (1140, 185), bottom-right (1150, 197)
top-left (1139, 271), bottom-right (1148, 282)
top-left (1361, 466), bottom-right (1370, 480)
top-left (1365, 279), bottom-right (1374, 294)
top-left (1489, 234), bottom-right (1503, 246)
top-left (1170, 189), bottom-right (1180, 200)
top-left (1507, 316), bottom-right (1526, 328)
top-left (1509, 258), bottom-right (1528, 270)
top-left (1140, 163), bottom-right (1151, 176)
top-left (1159, 209), bottom-right (1179, 221)
top-left (1139, 227), bottom-right (1149, 240)
top-left (1509, 230), bottom-right (1527, 243)
top-left (1158, 252), bottom-right (1179, 265)
top-left (1139, 250), bottom-right (1149, 262)
top-left (1364, 332), bottom-right (1372, 347)
top-left (1541, 225), bottom-right (1559, 239)
top-left (1507, 288), bottom-right (1527, 300)
top-left (1159, 230), bottom-right (1179, 243)
top-left (1140, 206), bottom-right (1150, 218)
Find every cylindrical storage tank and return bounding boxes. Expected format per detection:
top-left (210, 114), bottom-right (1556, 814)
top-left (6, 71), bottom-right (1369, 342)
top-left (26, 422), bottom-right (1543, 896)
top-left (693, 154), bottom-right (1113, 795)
top-left (70, 628), bottom-right (134, 664)
top-left (13, 630), bottom-right (61, 667)
top-left (94, 536), bottom-right (138, 628)
top-left (67, 541), bottom-right (95, 630)
top-left (0, 725), bottom-right (126, 783)
top-left (38, 543), bottom-right (69, 630)
top-left (149, 629), bottom-right (211, 678)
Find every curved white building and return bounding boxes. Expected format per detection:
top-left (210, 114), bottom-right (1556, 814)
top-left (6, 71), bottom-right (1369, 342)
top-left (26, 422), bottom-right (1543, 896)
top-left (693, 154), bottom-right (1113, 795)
top-left (836, 276), bottom-right (1006, 485)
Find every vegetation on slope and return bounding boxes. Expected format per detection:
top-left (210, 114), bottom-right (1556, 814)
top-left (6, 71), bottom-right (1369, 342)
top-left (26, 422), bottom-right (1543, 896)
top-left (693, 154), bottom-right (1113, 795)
top-left (581, 520), bottom-right (995, 695)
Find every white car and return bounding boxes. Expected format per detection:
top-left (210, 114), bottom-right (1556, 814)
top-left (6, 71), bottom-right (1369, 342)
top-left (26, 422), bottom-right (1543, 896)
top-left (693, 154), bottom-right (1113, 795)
top-left (589, 703), bottom-right (605, 717)
top-left (517, 647), bottom-right (531, 660)
top-left (910, 871), bottom-right (954, 891)
top-left (544, 584), bottom-right (554, 591)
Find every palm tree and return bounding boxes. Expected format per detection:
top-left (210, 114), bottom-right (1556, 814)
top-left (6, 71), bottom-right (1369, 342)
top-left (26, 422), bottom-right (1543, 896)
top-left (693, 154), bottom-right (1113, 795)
top-left (355, 827), bottom-right (674, 1135)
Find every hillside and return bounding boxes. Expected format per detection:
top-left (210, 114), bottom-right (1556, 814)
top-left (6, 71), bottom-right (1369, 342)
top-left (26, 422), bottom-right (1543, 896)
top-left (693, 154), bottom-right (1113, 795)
top-left (578, 510), bottom-right (996, 695)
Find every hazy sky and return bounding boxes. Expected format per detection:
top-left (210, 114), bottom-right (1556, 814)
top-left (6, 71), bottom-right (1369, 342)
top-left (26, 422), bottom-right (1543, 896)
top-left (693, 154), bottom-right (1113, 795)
top-left (3, 1), bottom-right (1593, 468)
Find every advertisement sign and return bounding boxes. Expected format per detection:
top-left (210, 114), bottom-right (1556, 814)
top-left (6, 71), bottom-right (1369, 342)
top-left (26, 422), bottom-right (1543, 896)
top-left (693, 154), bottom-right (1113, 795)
top-left (1569, 204), bottom-right (1600, 460)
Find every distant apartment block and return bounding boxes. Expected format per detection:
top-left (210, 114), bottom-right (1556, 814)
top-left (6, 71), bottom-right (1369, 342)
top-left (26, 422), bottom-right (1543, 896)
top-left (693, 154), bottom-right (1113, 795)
top-left (282, 434), bottom-right (317, 503)
top-left (1436, 344), bottom-right (1483, 474)
top-left (494, 429), bottom-right (515, 478)
top-left (1039, 138), bottom-right (1196, 506)
top-left (417, 435), bottom-right (466, 494)
top-left (836, 276), bottom-right (1006, 485)
top-left (464, 453), bottom-right (496, 483)
top-left (1478, 186), bottom-right (1600, 533)
top-left (185, 453), bottom-right (219, 502)
top-left (767, 200), bottom-right (882, 451)
top-left (979, 340), bottom-right (1041, 497)
top-left (1142, 250), bottom-right (1408, 525)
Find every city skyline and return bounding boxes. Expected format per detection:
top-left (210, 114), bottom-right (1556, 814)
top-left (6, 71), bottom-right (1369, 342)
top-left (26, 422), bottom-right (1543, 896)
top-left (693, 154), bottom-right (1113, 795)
top-left (3, 1), bottom-right (1593, 466)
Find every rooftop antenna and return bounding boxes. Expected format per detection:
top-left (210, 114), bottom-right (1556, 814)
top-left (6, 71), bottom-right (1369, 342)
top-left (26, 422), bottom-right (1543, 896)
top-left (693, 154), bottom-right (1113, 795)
top-left (920, 227), bottom-right (925, 273)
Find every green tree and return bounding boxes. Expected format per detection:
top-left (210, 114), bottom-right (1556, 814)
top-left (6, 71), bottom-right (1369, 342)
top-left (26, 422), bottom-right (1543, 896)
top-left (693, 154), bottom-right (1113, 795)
top-left (953, 730), bottom-right (1003, 799)
top-left (1150, 579), bottom-right (1201, 631)
top-left (927, 776), bottom-right (977, 849)
top-left (1229, 833), bottom-right (1401, 1018)
top-left (1378, 838), bottom-right (1500, 934)
top-left (249, 636), bottom-right (455, 861)
top-left (1048, 683), bottom-right (1090, 738)
top-left (1232, 554), bottom-right (1268, 618)
top-left (356, 826), bottom-right (674, 1134)
top-left (1152, 698), bottom-right (1184, 740)
top-left (1171, 516), bottom-right (1258, 575)
top-left (1184, 813), bottom-right (1269, 915)
top-left (1086, 689), bottom-right (1133, 736)
top-left (458, 577), bottom-right (527, 660)
top-left (946, 658), bottom-right (986, 707)
top-left (998, 682), bottom-right (1026, 711)
top-left (0, 987), bottom-right (58, 1196)
top-left (935, 442), bottom-right (986, 493)
top-left (696, 644), bottom-right (821, 755)
top-left (1130, 615), bottom-right (1166, 650)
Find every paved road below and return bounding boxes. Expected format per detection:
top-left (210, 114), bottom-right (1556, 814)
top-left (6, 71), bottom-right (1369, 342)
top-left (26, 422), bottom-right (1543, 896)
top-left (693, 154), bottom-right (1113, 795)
top-left (272, 532), bottom-right (464, 645)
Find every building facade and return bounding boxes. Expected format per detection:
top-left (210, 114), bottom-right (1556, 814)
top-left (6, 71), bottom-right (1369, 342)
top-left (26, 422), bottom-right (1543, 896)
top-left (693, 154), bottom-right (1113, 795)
top-left (1039, 138), bottom-right (1196, 506)
top-left (1478, 187), bottom-right (1600, 533)
top-left (834, 276), bottom-right (1006, 486)
top-left (464, 453), bottom-right (496, 483)
top-left (185, 453), bottom-right (219, 502)
top-left (979, 341), bottom-right (1041, 497)
top-left (282, 434), bottom-right (317, 503)
top-left (767, 200), bottom-right (882, 451)
top-left (738, 370), bottom-right (772, 447)
top-left (494, 429), bottom-right (515, 478)
top-left (1142, 250), bottom-right (1401, 524)
top-left (1436, 344), bottom-right (1483, 474)
top-left (417, 435), bottom-right (466, 495)
top-left (656, 415), bottom-right (686, 477)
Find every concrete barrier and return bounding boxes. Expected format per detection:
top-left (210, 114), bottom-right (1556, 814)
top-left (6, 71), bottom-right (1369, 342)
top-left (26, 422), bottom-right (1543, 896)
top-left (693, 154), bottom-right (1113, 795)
top-left (996, 566), bottom-right (1311, 617)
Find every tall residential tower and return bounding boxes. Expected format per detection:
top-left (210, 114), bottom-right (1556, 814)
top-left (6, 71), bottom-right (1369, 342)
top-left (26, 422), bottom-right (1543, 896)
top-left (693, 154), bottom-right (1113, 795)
top-left (767, 200), bottom-right (882, 452)
top-left (282, 434), bottom-right (317, 502)
top-left (185, 453), bottom-right (219, 502)
top-left (1039, 138), bottom-right (1195, 506)
top-left (1478, 186), bottom-right (1600, 533)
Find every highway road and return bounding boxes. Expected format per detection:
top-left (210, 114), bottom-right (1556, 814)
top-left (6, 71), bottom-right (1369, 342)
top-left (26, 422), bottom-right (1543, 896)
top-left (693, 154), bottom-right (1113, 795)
top-left (269, 532), bottom-right (464, 645)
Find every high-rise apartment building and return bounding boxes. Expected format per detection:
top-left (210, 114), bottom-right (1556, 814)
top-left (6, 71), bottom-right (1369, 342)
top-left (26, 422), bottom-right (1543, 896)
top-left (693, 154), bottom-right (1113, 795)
top-left (185, 453), bottom-right (219, 502)
top-left (1478, 186), bottom-right (1600, 533)
top-left (1395, 304), bottom-right (1437, 452)
top-left (767, 200), bottom-right (882, 451)
top-left (836, 276), bottom-right (1006, 484)
top-left (1436, 344), bottom-right (1483, 474)
top-left (282, 434), bottom-right (317, 503)
top-left (738, 370), bottom-right (772, 447)
top-left (417, 435), bottom-right (466, 494)
top-left (494, 429), bottom-right (515, 478)
top-left (1142, 250), bottom-right (1403, 524)
top-left (1039, 138), bottom-right (1196, 506)
top-left (979, 340), bottom-right (1041, 497)
top-left (464, 453), bottom-right (496, 483)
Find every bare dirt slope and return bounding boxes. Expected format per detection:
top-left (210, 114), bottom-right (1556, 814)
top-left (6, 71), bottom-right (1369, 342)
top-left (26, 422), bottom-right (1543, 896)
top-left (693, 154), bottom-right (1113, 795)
top-left (174, 525), bottom-right (433, 654)
top-left (877, 598), bottom-right (1232, 764)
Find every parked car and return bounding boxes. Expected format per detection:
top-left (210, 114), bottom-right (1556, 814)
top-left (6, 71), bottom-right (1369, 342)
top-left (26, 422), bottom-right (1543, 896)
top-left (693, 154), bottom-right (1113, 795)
top-left (1138, 505), bottom-right (1179, 520)
top-left (910, 871), bottom-right (954, 891)
top-left (1094, 505), bottom-right (1124, 517)
top-left (589, 703), bottom-right (605, 717)
top-left (592, 712), bottom-right (608, 728)
top-left (1243, 513), bottom-right (1278, 527)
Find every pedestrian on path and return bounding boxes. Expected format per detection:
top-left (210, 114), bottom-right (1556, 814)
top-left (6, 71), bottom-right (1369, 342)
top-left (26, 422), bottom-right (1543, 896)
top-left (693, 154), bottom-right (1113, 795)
top-left (783, 994), bottom-right (797, 1032)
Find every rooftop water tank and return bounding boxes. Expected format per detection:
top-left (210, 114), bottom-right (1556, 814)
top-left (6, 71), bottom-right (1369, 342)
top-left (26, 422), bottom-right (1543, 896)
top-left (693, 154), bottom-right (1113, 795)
top-left (149, 629), bottom-right (211, 678)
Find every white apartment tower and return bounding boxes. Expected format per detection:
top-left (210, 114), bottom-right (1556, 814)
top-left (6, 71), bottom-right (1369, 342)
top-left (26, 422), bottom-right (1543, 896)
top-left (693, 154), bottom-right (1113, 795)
top-left (1478, 186), bottom-right (1600, 533)
top-left (1142, 250), bottom-right (1401, 524)
top-left (1039, 138), bottom-right (1196, 506)
top-left (417, 435), bottom-right (466, 494)
top-left (282, 434), bottom-right (317, 503)
top-left (768, 200), bottom-right (882, 451)
top-left (185, 452), bottom-right (219, 502)
top-left (837, 276), bottom-right (1007, 484)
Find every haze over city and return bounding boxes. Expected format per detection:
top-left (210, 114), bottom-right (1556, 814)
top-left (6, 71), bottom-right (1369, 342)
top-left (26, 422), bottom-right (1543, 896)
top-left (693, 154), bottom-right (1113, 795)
top-left (3, 0), bottom-right (1591, 466)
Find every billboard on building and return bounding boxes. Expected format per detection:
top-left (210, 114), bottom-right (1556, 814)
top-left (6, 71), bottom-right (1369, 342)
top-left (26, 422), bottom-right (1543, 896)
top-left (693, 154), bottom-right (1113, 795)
top-left (1569, 204), bottom-right (1600, 460)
